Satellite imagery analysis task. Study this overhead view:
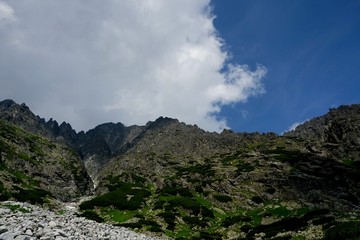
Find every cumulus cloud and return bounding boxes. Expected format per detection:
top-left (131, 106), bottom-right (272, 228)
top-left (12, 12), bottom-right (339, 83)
top-left (0, 0), bottom-right (266, 132)
top-left (0, 1), bottom-right (15, 23)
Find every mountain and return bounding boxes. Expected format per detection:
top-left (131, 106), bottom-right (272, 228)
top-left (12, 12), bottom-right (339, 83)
top-left (1, 99), bottom-right (360, 239)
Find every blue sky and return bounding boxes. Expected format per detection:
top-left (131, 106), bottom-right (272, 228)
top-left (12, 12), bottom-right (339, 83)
top-left (1, 1), bottom-right (359, 134)
top-left (212, 0), bottom-right (360, 133)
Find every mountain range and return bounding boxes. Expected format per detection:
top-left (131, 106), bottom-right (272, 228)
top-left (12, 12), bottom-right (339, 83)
top-left (1, 99), bottom-right (360, 240)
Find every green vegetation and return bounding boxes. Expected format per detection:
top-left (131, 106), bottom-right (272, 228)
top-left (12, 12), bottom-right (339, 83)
top-left (0, 181), bottom-right (10, 201)
top-left (78, 210), bottom-right (104, 223)
top-left (268, 149), bottom-right (310, 163)
top-left (0, 203), bottom-right (32, 213)
top-left (176, 163), bottom-right (215, 177)
top-left (104, 209), bottom-right (137, 222)
top-left (324, 221), bottom-right (360, 240)
top-left (12, 186), bottom-right (51, 204)
top-left (79, 187), bottom-right (150, 211)
top-left (236, 161), bottom-right (255, 174)
top-left (213, 194), bottom-right (232, 203)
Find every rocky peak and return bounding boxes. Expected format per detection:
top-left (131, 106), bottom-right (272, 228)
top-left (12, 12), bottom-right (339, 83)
top-left (145, 116), bottom-right (180, 130)
top-left (285, 104), bottom-right (360, 161)
top-left (0, 100), bottom-right (78, 142)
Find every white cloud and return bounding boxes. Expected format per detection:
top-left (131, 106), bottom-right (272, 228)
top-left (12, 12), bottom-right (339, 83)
top-left (0, 0), bottom-right (266, 132)
top-left (0, 1), bottom-right (15, 23)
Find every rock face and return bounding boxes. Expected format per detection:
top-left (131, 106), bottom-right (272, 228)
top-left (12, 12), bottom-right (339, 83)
top-left (0, 100), bottom-right (92, 202)
top-left (284, 104), bottom-right (360, 161)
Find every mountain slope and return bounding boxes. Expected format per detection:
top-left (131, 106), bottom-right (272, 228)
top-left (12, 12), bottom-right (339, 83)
top-left (285, 104), bottom-right (360, 162)
top-left (0, 119), bottom-right (91, 202)
top-left (1, 99), bottom-right (360, 239)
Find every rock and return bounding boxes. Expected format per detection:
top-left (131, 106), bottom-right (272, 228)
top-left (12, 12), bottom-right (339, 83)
top-left (14, 235), bottom-right (30, 240)
top-left (48, 221), bottom-right (57, 228)
top-left (0, 201), bottom-right (163, 240)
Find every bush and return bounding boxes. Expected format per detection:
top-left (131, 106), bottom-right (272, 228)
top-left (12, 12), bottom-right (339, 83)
top-left (266, 187), bottom-right (276, 194)
top-left (78, 210), bottom-right (104, 223)
top-left (12, 186), bottom-right (50, 204)
top-left (170, 197), bottom-right (201, 215)
top-left (324, 221), bottom-right (360, 240)
top-left (214, 194), bottom-right (232, 203)
top-left (159, 211), bottom-right (176, 230)
top-left (195, 186), bottom-right (203, 193)
top-left (302, 208), bottom-right (330, 221)
top-left (176, 164), bottom-right (215, 176)
top-left (222, 215), bottom-right (252, 227)
top-left (199, 231), bottom-right (222, 240)
top-left (247, 217), bottom-right (308, 238)
top-left (312, 216), bottom-right (335, 225)
top-left (251, 196), bottom-right (263, 204)
top-left (161, 186), bottom-right (193, 197)
top-left (236, 162), bottom-right (255, 173)
top-left (79, 187), bottom-right (150, 211)
top-left (201, 206), bottom-right (215, 219)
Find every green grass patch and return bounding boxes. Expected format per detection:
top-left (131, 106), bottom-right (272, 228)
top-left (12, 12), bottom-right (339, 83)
top-left (1, 203), bottom-right (32, 213)
top-left (265, 206), bottom-right (292, 217)
top-left (105, 209), bottom-right (137, 223)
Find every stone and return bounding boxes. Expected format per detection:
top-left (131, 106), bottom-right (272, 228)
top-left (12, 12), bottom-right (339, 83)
top-left (0, 201), bottom-right (162, 240)
top-left (48, 221), bottom-right (57, 228)
top-left (14, 235), bottom-right (31, 240)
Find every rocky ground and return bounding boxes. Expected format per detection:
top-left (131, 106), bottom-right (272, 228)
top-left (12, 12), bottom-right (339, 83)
top-left (0, 201), bottom-right (164, 240)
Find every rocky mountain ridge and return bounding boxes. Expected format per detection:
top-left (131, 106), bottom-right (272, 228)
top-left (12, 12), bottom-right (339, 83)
top-left (1, 99), bottom-right (360, 239)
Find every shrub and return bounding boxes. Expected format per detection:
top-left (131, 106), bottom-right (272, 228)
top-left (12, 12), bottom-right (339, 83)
top-left (195, 186), bottom-right (203, 193)
top-left (159, 212), bottom-right (176, 230)
top-left (79, 187), bottom-right (150, 211)
top-left (201, 206), bottom-right (215, 219)
top-left (312, 216), bottom-right (335, 225)
top-left (214, 194), bottom-right (232, 203)
top-left (222, 215), bottom-right (252, 227)
top-left (251, 196), bottom-right (263, 204)
top-left (247, 217), bottom-right (308, 238)
top-left (78, 210), bottom-right (104, 223)
top-left (176, 164), bottom-right (215, 176)
top-left (161, 186), bottom-right (193, 197)
top-left (266, 187), bottom-right (276, 194)
top-left (199, 231), bottom-right (222, 240)
top-left (236, 162), bottom-right (255, 173)
top-left (171, 197), bottom-right (201, 215)
top-left (12, 186), bottom-right (50, 204)
top-left (324, 221), bottom-right (360, 240)
top-left (302, 208), bottom-right (330, 221)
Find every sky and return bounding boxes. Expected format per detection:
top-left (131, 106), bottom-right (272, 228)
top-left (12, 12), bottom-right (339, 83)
top-left (0, 0), bottom-right (359, 134)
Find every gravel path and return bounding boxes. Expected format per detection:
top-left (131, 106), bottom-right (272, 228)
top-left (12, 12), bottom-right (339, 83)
top-left (0, 201), bottom-right (165, 240)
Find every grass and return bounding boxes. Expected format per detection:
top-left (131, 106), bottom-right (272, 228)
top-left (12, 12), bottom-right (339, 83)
top-left (1, 203), bottom-right (32, 213)
top-left (104, 209), bottom-right (137, 223)
top-left (265, 206), bottom-right (292, 217)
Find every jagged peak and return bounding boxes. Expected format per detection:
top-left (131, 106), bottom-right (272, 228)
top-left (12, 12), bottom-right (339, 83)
top-left (145, 116), bottom-right (180, 129)
top-left (0, 99), bottom-right (16, 107)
